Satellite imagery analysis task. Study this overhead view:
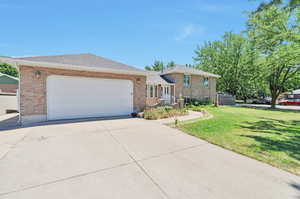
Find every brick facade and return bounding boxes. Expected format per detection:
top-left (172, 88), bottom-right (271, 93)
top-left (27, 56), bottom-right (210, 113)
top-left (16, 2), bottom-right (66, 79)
top-left (162, 73), bottom-right (217, 102)
top-left (19, 66), bottom-right (146, 123)
top-left (0, 84), bottom-right (18, 93)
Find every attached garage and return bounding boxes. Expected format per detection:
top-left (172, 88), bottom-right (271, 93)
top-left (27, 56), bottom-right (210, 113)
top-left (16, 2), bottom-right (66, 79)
top-left (0, 53), bottom-right (146, 124)
top-left (47, 75), bottom-right (134, 120)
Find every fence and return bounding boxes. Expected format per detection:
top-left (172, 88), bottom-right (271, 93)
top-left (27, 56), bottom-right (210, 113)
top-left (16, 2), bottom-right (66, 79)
top-left (218, 93), bottom-right (235, 105)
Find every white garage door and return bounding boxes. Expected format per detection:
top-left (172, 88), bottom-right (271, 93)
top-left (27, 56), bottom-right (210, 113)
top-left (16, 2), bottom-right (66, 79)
top-left (47, 75), bottom-right (133, 120)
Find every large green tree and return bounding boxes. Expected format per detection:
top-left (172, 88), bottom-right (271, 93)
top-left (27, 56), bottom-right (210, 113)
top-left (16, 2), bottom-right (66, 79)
top-left (248, 5), bottom-right (300, 108)
top-left (194, 32), bottom-right (261, 101)
top-left (0, 62), bottom-right (18, 77)
top-left (255, 0), bottom-right (300, 12)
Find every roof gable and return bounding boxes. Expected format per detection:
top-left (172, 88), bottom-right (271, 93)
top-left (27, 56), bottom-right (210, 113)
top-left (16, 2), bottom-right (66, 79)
top-left (0, 73), bottom-right (19, 84)
top-left (161, 65), bottom-right (220, 78)
top-left (0, 54), bottom-right (146, 76)
top-left (18, 53), bottom-right (143, 73)
top-left (146, 71), bottom-right (173, 85)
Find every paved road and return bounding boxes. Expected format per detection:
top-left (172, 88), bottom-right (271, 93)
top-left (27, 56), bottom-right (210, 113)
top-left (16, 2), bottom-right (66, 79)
top-left (237, 104), bottom-right (300, 111)
top-left (0, 118), bottom-right (299, 199)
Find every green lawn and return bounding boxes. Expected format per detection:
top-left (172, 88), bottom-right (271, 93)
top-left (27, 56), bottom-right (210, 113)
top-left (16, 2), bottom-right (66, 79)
top-left (178, 106), bottom-right (300, 175)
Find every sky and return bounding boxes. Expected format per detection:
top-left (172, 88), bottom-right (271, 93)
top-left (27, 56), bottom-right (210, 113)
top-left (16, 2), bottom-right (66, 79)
top-left (0, 0), bottom-right (260, 69)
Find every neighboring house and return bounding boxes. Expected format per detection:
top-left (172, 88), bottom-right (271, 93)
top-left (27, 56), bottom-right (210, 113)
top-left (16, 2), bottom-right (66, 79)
top-left (0, 72), bottom-right (18, 94)
top-left (286, 89), bottom-right (300, 101)
top-left (281, 89), bottom-right (300, 99)
top-left (0, 54), bottom-right (147, 124)
top-left (146, 65), bottom-right (220, 106)
top-left (293, 89), bottom-right (300, 95)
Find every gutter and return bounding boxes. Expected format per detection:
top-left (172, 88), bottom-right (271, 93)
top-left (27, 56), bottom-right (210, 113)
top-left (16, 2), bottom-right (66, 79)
top-left (0, 57), bottom-right (147, 76)
top-left (161, 71), bottom-right (221, 78)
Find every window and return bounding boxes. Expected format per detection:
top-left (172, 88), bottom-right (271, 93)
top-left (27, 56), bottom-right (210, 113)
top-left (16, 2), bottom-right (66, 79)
top-left (150, 85), bottom-right (154, 97)
top-left (162, 86), bottom-right (169, 95)
top-left (147, 85), bottom-right (157, 98)
top-left (184, 75), bottom-right (191, 87)
top-left (203, 77), bottom-right (209, 88)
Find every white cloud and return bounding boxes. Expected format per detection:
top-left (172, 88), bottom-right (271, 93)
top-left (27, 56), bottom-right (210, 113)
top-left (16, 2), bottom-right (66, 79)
top-left (175, 24), bottom-right (205, 41)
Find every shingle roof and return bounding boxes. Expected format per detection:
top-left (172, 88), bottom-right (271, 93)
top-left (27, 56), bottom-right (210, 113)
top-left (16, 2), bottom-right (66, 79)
top-left (17, 53), bottom-right (144, 73)
top-left (0, 72), bottom-right (19, 81)
top-left (161, 64), bottom-right (220, 78)
top-left (146, 71), bottom-right (173, 85)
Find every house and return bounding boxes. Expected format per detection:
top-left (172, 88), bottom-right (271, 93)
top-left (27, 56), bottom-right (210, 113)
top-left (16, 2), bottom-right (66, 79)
top-left (0, 72), bottom-right (18, 94)
top-left (146, 65), bottom-right (220, 106)
top-left (0, 54), bottom-right (219, 124)
top-left (293, 89), bottom-right (300, 95)
top-left (0, 54), bottom-right (147, 124)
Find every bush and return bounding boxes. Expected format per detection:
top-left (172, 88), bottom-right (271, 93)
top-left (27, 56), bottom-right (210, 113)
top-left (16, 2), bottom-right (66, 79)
top-left (187, 105), bottom-right (205, 112)
top-left (144, 107), bottom-right (188, 120)
top-left (157, 106), bottom-right (173, 111)
top-left (186, 98), bottom-right (212, 106)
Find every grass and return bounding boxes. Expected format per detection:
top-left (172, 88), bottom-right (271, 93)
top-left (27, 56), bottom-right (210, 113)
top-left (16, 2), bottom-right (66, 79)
top-left (178, 106), bottom-right (300, 175)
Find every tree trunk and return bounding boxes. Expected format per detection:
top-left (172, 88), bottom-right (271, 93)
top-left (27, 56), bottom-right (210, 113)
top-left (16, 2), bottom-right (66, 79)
top-left (271, 97), bottom-right (277, 109)
top-left (270, 91), bottom-right (278, 109)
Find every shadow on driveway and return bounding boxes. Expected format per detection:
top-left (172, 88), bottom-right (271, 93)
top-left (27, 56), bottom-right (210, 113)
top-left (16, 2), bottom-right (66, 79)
top-left (0, 114), bottom-right (20, 131)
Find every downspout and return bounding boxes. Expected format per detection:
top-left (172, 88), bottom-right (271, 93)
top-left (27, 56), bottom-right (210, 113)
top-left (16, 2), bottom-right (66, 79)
top-left (174, 84), bottom-right (176, 104)
top-left (14, 62), bottom-right (21, 125)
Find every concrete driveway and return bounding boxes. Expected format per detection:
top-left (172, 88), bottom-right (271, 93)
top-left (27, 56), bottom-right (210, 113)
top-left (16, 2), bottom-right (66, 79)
top-left (0, 118), bottom-right (299, 199)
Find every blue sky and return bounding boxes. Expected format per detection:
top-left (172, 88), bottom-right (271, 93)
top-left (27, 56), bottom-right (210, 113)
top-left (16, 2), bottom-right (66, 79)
top-left (0, 0), bottom-right (260, 69)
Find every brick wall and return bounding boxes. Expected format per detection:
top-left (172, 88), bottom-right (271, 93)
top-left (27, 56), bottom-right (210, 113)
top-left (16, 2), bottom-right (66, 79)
top-left (0, 84), bottom-right (18, 93)
top-left (19, 66), bottom-right (146, 120)
top-left (162, 73), bottom-right (217, 101)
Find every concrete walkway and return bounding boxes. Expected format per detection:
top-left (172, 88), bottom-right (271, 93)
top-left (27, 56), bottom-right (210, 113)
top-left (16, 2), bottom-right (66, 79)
top-left (0, 118), bottom-right (299, 199)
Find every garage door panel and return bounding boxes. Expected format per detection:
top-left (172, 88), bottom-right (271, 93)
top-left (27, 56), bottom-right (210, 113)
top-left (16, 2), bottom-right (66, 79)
top-left (47, 75), bottom-right (133, 120)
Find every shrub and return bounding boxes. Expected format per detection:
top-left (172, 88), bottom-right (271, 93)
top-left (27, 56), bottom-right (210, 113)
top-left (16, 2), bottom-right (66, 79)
top-left (187, 98), bottom-right (212, 106)
top-left (187, 105), bottom-right (205, 112)
top-left (157, 106), bottom-right (173, 111)
top-left (144, 107), bottom-right (188, 120)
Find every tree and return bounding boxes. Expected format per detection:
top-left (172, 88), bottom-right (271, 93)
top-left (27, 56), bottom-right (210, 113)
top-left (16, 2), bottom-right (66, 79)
top-left (0, 62), bottom-right (18, 77)
top-left (166, 61), bottom-right (175, 68)
top-left (145, 60), bottom-right (176, 71)
top-left (255, 0), bottom-right (300, 12)
top-left (194, 32), bottom-right (261, 101)
top-left (285, 73), bottom-right (300, 91)
top-left (248, 6), bottom-right (300, 108)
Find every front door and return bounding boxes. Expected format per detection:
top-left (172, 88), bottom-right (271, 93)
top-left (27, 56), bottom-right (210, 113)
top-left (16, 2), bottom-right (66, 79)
top-left (161, 85), bottom-right (171, 104)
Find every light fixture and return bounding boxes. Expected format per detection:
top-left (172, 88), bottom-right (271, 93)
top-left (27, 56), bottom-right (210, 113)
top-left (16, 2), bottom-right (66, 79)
top-left (35, 71), bottom-right (41, 79)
